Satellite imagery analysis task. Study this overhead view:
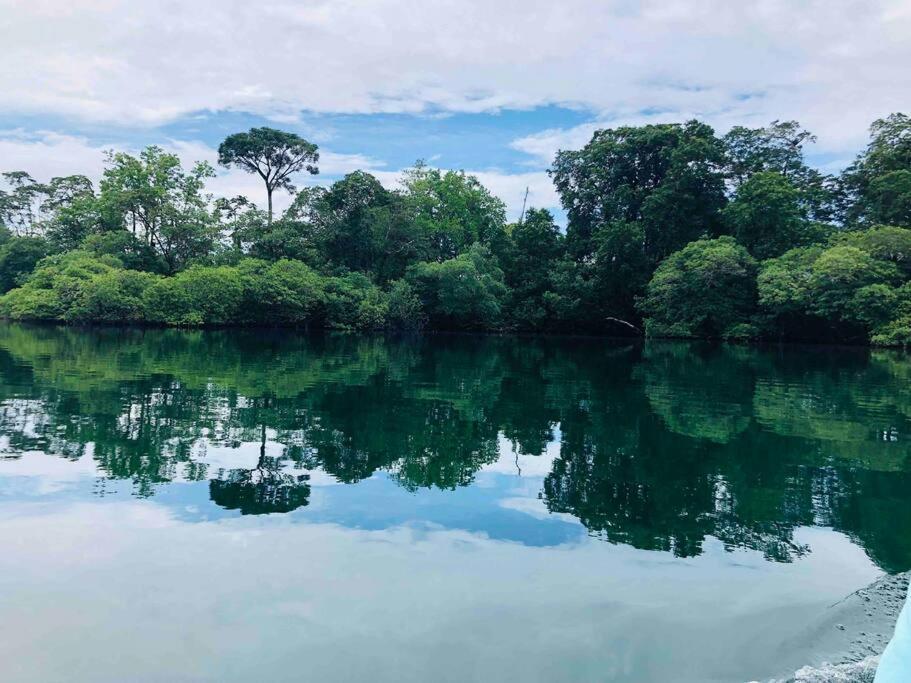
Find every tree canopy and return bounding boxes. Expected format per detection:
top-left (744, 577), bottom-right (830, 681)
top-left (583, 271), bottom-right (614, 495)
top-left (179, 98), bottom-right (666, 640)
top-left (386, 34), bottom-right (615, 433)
top-left (0, 113), bottom-right (909, 346)
top-left (218, 127), bottom-right (319, 222)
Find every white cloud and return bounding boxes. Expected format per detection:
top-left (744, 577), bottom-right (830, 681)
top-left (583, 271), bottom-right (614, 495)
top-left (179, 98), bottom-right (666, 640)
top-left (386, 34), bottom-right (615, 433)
top-left (0, 0), bottom-right (908, 162)
top-left (2, 0), bottom-right (908, 215)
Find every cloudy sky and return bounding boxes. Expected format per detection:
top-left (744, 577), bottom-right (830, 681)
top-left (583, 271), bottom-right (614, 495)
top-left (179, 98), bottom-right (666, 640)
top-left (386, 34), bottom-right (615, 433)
top-left (1, 0), bottom-right (909, 219)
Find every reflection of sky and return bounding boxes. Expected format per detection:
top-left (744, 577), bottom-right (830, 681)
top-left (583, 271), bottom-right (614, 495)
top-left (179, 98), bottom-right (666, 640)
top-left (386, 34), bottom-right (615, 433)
top-left (0, 432), bottom-right (586, 547)
top-left (0, 495), bottom-right (882, 683)
top-left (0, 427), bottom-right (891, 682)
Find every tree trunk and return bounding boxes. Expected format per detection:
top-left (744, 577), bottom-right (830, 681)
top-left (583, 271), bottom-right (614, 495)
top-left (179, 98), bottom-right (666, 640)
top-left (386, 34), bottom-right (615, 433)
top-left (267, 186), bottom-right (273, 224)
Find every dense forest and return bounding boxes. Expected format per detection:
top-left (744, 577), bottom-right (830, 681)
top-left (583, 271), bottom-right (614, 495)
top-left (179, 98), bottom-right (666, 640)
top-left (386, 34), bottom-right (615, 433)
top-left (0, 115), bottom-right (909, 344)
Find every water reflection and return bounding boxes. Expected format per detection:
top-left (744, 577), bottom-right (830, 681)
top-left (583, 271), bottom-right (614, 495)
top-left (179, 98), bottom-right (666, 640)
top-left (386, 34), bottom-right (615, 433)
top-left (0, 323), bottom-right (909, 571)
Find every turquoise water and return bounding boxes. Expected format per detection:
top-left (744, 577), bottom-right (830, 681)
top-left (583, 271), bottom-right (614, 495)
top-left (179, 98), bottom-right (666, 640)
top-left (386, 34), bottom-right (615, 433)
top-left (0, 324), bottom-right (909, 682)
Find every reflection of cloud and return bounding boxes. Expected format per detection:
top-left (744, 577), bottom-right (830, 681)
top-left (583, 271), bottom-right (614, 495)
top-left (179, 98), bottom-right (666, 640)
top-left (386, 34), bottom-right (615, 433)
top-left (480, 431), bottom-right (562, 477)
top-left (0, 447), bottom-right (100, 495)
top-left (0, 501), bottom-right (883, 682)
top-left (498, 496), bottom-right (579, 524)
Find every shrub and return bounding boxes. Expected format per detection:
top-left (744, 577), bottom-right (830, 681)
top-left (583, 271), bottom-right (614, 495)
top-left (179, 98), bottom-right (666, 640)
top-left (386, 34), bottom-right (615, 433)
top-left (323, 273), bottom-right (388, 330)
top-left (406, 243), bottom-right (506, 329)
top-left (386, 279), bottom-right (426, 330)
top-left (0, 251), bottom-right (123, 321)
top-left (0, 237), bottom-right (49, 293)
top-left (254, 259), bottom-right (326, 324)
top-left (143, 265), bottom-right (244, 325)
top-left (639, 237), bottom-right (758, 338)
top-left (68, 269), bottom-right (159, 323)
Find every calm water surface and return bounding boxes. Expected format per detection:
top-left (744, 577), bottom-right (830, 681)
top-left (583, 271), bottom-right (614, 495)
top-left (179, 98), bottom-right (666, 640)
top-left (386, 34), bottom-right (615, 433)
top-left (0, 324), bottom-right (909, 682)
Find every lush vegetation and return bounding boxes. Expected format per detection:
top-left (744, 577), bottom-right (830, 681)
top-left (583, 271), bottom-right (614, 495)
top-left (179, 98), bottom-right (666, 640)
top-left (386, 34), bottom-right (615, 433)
top-left (0, 114), bottom-right (909, 344)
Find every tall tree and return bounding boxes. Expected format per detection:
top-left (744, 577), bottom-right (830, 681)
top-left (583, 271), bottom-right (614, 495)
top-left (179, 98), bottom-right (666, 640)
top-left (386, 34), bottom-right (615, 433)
top-left (550, 121), bottom-right (727, 328)
top-left (218, 127), bottom-right (319, 223)
top-left (501, 208), bottom-right (563, 330)
top-left (98, 146), bottom-right (217, 273)
top-left (0, 172), bottom-right (45, 236)
top-left (402, 163), bottom-right (507, 262)
top-left (723, 171), bottom-right (822, 259)
top-left (722, 120), bottom-right (835, 221)
top-left (841, 113), bottom-right (911, 227)
top-left (551, 121), bottom-right (727, 262)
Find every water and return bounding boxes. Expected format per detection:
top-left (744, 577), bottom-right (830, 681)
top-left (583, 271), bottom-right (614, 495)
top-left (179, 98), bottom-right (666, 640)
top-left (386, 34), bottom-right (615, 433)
top-left (0, 324), bottom-right (909, 682)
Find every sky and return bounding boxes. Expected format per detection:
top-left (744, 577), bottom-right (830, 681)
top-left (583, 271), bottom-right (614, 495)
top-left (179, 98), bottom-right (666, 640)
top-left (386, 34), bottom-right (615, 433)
top-left (1, 0), bottom-right (909, 220)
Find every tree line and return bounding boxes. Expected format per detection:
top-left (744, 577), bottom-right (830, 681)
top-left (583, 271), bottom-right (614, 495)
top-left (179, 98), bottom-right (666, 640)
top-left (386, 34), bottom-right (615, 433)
top-left (0, 115), bottom-right (909, 344)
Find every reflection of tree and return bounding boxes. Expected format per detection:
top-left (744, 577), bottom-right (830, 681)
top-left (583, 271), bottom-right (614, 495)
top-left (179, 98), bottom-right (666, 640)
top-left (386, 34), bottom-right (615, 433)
top-left (541, 374), bottom-right (812, 562)
top-left (209, 426), bottom-right (311, 515)
top-left (637, 342), bottom-right (755, 444)
top-left (0, 324), bottom-right (910, 570)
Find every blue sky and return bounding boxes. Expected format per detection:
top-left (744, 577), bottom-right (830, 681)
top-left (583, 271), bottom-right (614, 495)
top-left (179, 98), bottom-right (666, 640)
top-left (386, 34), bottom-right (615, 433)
top-left (1, 0), bottom-right (909, 220)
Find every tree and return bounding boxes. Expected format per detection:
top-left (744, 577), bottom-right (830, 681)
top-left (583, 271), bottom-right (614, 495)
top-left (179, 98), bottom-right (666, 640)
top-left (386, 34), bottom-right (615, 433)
top-left (723, 171), bottom-right (821, 259)
top-left (841, 113), bottom-right (911, 226)
top-left (867, 170), bottom-right (911, 227)
top-left (723, 120), bottom-right (815, 185)
top-left (98, 147), bottom-right (218, 273)
top-left (757, 241), bottom-right (904, 341)
top-left (217, 127), bottom-right (319, 223)
top-left (0, 172), bottom-right (45, 236)
top-left (43, 176), bottom-right (99, 251)
top-left (836, 225), bottom-right (911, 277)
top-left (0, 237), bottom-right (48, 293)
top-left (406, 243), bottom-right (507, 329)
top-left (402, 163), bottom-right (507, 262)
top-left (501, 208), bottom-right (563, 330)
top-left (551, 121), bottom-right (727, 262)
top-left (312, 171), bottom-right (394, 273)
top-left (639, 236), bottom-right (758, 338)
top-left (722, 121), bottom-right (836, 222)
top-left (213, 195), bottom-right (252, 250)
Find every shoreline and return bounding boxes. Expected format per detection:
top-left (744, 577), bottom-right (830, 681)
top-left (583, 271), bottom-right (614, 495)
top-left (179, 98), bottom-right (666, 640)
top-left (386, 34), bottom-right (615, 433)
top-left (1, 318), bottom-right (910, 352)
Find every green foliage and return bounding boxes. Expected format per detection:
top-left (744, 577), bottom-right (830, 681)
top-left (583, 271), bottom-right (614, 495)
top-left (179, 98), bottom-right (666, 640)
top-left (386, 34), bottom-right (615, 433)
top-left (322, 272), bottom-right (388, 330)
top-left (757, 231), bottom-right (910, 341)
top-left (143, 265), bottom-right (245, 325)
top-left (0, 237), bottom-right (48, 293)
top-left (68, 269), bottom-right (158, 323)
top-left (841, 114), bottom-right (911, 227)
top-left (0, 116), bottom-right (908, 343)
top-left (243, 259), bottom-right (326, 324)
top-left (807, 245), bottom-right (899, 319)
top-left (837, 225), bottom-right (911, 277)
top-left (386, 279), bottom-right (426, 330)
top-left (81, 231), bottom-right (162, 272)
top-left (0, 251), bottom-right (123, 321)
top-left (501, 209), bottom-right (563, 330)
top-left (239, 204), bottom-right (319, 263)
top-left (98, 146), bottom-right (218, 273)
top-left (867, 170), bottom-right (911, 227)
top-left (639, 237), bottom-right (758, 338)
top-left (871, 283), bottom-right (911, 347)
top-left (551, 120), bottom-right (727, 262)
top-left (723, 171), bottom-right (820, 258)
top-left (407, 244), bottom-right (507, 329)
top-left (721, 120), bottom-right (834, 220)
top-left (402, 163), bottom-right (507, 262)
